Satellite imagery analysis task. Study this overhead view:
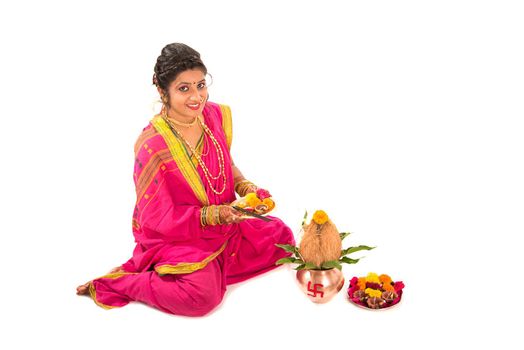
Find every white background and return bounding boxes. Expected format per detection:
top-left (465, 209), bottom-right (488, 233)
top-left (1, 0), bottom-right (523, 348)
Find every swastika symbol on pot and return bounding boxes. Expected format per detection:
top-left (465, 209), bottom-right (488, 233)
top-left (307, 281), bottom-right (324, 298)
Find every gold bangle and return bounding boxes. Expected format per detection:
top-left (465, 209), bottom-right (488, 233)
top-left (234, 179), bottom-right (251, 191)
top-left (206, 205), bottom-right (213, 225)
top-left (202, 206), bottom-right (208, 227)
top-left (235, 180), bottom-right (256, 197)
top-left (207, 205), bottom-right (215, 225)
top-left (215, 205), bottom-right (221, 225)
top-left (202, 206), bottom-right (209, 227)
top-left (234, 179), bottom-right (248, 193)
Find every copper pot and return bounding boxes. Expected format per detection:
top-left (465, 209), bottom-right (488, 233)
top-left (296, 268), bottom-right (345, 303)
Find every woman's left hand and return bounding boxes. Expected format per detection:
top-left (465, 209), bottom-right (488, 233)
top-left (219, 205), bottom-right (246, 224)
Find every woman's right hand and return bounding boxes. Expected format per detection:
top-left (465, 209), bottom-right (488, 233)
top-left (219, 205), bottom-right (246, 224)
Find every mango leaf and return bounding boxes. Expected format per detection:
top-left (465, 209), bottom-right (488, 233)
top-left (341, 245), bottom-right (375, 256)
top-left (304, 262), bottom-right (319, 270)
top-left (340, 256), bottom-right (360, 264)
top-left (301, 210), bottom-right (308, 227)
top-left (276, 257), bottom-right (296, 265)
top-left (294, 264), bottom-right (306, 270)
top-left (339, 232), bottom-right (351, 241)
top-left (321, 260), bottom-right (343, 270)
top-left (275, 243), bottom-right (299, 255)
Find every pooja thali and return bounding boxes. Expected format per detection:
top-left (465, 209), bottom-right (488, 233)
top-left (347, 274), bottom-right (405, 310)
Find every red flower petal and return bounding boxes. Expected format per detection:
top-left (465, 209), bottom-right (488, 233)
top-left (366, 282), bottom-right (381, 289)
top-left (393, 281), bottom-right (405, 292)
top-left (256, 188), bottom-right (271, 200)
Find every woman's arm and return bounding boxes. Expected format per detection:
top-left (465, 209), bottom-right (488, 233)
top-left (231, 158), bottom-right (258, 196)
top-left (137, 159), bottom-right (248, 241)
top-left (231, 158), bottom-right (242, 183)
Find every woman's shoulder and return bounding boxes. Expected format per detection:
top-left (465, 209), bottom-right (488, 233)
top-left (204, 101), bottom-right (232, 128)
top-left (133, 120), bottom-right (163, 155)
top-left (204, 101), bottom-right (232, 117)
top-left (204, 101), bottom-right (233, 148)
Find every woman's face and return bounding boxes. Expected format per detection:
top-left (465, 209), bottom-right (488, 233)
top-left (160, 68), bottom-right (208, 119)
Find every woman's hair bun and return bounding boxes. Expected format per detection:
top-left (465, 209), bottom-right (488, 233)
top-left (153, 43), bottom-right (207, 91)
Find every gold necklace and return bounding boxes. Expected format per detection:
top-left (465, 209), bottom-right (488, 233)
top-left (163, 115), bottom-right (227, 195)
top-left (199, 119), bottom-right (226, 179)
top-left (165, 113), bottom-right (198, 128)
top-left (163, 110), bottom-right (208, 158)
top-left (198, 133), bottom-right (210, 157)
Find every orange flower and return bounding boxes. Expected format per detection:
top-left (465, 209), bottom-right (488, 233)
top-left (357, 277), bottom-right (367, 290)
top-left (379, 274), bottom-right (392, 284)
top-left (382, 282), bottom-right (395, 292)
top-left (262, 198), bottom-right (275, 211)
top-left (312, 210), bottom-right (329, 225)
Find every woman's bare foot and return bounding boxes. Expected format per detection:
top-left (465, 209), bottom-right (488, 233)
top-left (76, 266), bottom-right (124, 295)
top-left (76, 282), bottom-right (90, 295)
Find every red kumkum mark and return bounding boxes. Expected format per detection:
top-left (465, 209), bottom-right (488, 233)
top-left (307, 282), bottom-right (324, 298)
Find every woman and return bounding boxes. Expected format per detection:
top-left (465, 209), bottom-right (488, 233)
top-left (76, 43), bottom-right (295, 317)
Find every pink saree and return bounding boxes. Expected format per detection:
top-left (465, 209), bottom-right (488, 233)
top-left (87, 101), bottom-right (295, 316)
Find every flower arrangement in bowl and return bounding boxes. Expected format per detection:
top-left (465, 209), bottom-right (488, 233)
top-left (231, 188), bottom-right (275, 216)
top-left (275, 210), bottom-right (374, 303)
top-left (347, 272), bottom-right (405, 310)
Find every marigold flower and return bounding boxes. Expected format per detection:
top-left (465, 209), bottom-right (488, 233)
top-left (365, 288), bottom-right (382, 298)
top-left (357, 277), bottom-right (367, 290)
top-left (382, 282), bottom-right (395, 292)
top-left (312, 210), bottom-right (329, 225)
top-left (262, 198), bottom-right (275, 211)
top-left (365, 272), bottom-right (380, 284)
top-left (379, 274), bottom-right (392, 284)
top-left (245, 192), bottom-right (257, 200)
top-left (245, 193), bottom-right (261, 208)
